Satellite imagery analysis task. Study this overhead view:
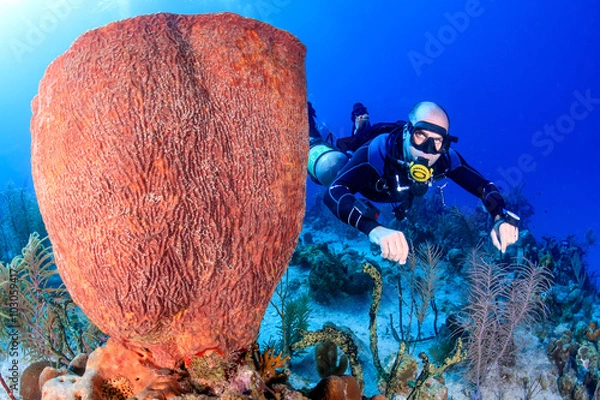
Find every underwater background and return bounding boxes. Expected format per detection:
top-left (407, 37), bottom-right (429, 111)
top-left (0, 0), bottom-right (598, 269)
top-left (0, 0), bottom-right (598, 277)
top-left (0, 1), bottom-right (599, 399)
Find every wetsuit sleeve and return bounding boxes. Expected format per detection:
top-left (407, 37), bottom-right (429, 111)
top-left (446, 151), bottom-right (506, 218)
top-left (323, 146), bottom-right (382, 235)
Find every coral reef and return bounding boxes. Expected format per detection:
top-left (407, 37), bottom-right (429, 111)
top-left (362, 262), bottom-right (464, 399)
top-left (547, 326), bottom-right (600, 399)
top-left (40, 339), bottom-right (186, 400)
top-left (30, 11), bottom-right (307, 370)
top-left (292, 243), bottom-right (372, 304)
top-left (40, 340), bottom-right (304, 399)
top-left (290, 261), bottom-right (465, 399)
top-left (286, 182), bottom-right (598, 398)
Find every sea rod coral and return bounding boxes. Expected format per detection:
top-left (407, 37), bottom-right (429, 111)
top-left (30, 11), bottom-right (307, 398)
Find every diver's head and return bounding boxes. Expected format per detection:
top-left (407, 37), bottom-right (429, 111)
top-left (350, 102), bottom-right (370, 134)
top-left (402, 101), bottom-right (456, 166)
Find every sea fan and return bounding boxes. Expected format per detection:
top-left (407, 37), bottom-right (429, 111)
top-left (460, 250), bottom-right (551, 390)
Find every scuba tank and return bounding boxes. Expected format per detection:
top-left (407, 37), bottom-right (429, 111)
top-left (307, 123), bottom-right (350, 187)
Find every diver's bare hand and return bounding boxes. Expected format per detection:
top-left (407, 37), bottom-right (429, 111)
top-left (368, 226), bottom-right (409, 264)
top-left (491, 222), bottom-right (519, 253)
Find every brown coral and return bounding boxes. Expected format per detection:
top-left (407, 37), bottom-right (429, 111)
top-left (19, 361), bottom-right (52, 400)
top-left (586, 322), bottom-right (600, 341)
top-left (315, 339), bottom-right (349, 378)
top-left (30, 12), bottom-right (307, 368)
top-left (309, 376), bottom-right (362, 400)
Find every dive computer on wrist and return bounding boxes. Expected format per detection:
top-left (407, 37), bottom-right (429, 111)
top-left (501, 210), bottom-right (520, 227)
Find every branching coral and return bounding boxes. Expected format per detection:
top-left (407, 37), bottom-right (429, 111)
top-left (460, 251), bottom-right (552, 392)
top-left (257, 347), bottom-right (289, 384)
top-left (411, 243), bottom-right (443, 341)
top-left (587, 322), bottom-right (600, 342)
top-left (269, 270), bottom-right (311, 358)
top-left (0, 233), bottom-right (105, 365)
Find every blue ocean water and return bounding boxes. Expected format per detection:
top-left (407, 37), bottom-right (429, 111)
top-left (0, 0), bottom-right (598, 273)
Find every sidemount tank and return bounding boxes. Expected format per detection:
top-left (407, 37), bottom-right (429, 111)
top-left (307, 139), bottom-right (350, 187)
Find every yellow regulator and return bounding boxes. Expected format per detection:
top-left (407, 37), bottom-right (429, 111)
top-left (409, 162), bottom-right (433, 183)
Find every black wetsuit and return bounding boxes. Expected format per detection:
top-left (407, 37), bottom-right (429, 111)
top-left (323, 126), bottom-right (506, 235)
top-left (336, 122), bottom-right (400, 153)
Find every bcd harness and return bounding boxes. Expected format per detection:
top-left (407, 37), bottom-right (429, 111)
top-left (372, 126), bottom-right (460, 220)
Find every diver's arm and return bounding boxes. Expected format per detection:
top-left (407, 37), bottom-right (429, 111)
top-left (324, 145), bottom-right (409, 263)
top-left (323, 147), bottom-right (382, 235)
top-left (445, 151), bottom-right (506, 218)
top-left (446, 150), bottom-right (519, 252)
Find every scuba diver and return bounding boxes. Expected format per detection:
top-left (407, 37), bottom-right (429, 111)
top-left (307, 100), bottom-right (520, 264)
top-left (336, 102), bottom-right (400, 153)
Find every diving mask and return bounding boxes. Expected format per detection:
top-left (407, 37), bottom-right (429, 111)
top-left (407, 120), bottom-right (458, 154)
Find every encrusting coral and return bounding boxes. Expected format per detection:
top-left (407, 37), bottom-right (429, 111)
top-left (40, 339), bottom-right (186, 400)
top-left (30, 11), bottom-right (307, 399)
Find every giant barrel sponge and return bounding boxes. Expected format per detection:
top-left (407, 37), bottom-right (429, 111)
top-left (31, 12), bottom-right (307, 368)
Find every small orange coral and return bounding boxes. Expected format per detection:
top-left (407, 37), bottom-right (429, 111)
top-left (258, 348), bottom-right (289, 384)
top-left (586, 322), bottom-right (600, 341)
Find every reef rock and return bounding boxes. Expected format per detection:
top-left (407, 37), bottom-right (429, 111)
top-left (40, 339), bottom-right (184, 400)
top-left (31, 12), bottom-right (307, 368)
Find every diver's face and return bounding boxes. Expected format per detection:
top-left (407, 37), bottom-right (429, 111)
top-left (404, 107), bottom-right (449, 166)
top-left (354, 114), bottom-right (369, 132)
top-left (404, 127), bottom-right (442, 166)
